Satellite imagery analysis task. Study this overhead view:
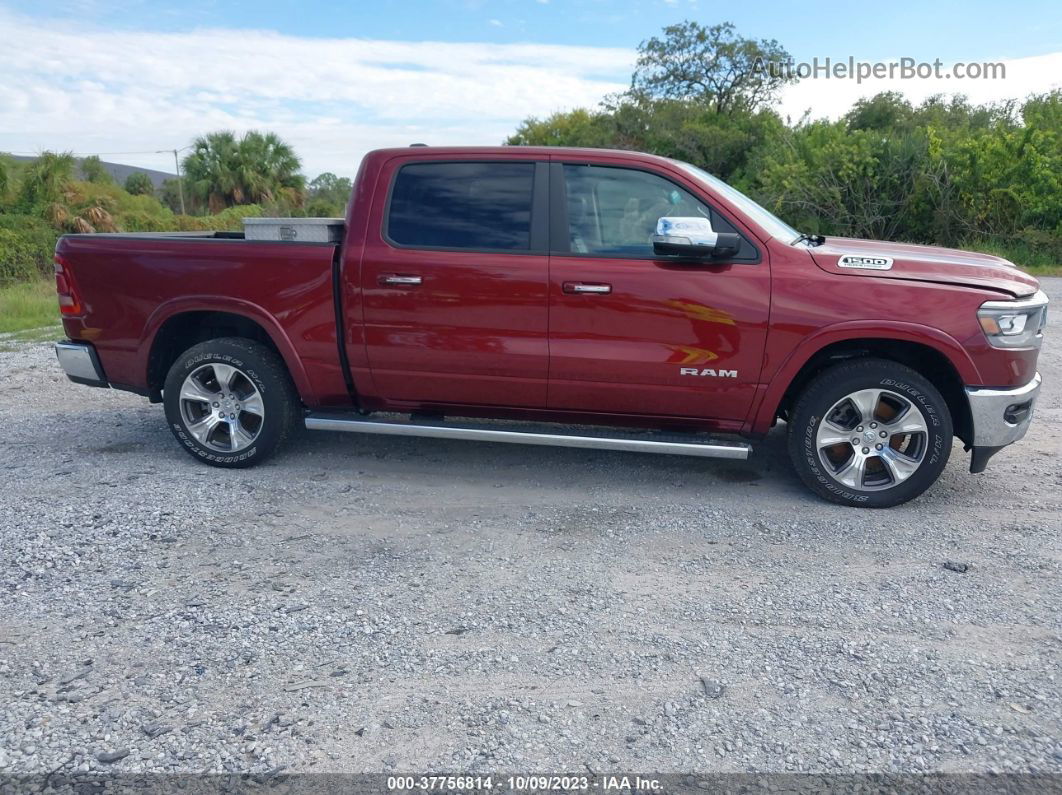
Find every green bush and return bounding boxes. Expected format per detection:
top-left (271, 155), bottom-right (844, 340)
top-left (174, 204), bottom-right (263, 231)
top-left (0, 215), bottom-right (59, 281)
top-left (124, 172), bottom-right (155, 196)
top-left (964, 229), bottom-right (1062, 270)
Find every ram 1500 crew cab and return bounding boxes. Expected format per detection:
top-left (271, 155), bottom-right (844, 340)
top-left (53, 147), bottom-right (1047, 507)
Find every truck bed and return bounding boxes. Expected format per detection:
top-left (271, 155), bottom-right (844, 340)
top-left (55, 233), bottom-right (350, 406)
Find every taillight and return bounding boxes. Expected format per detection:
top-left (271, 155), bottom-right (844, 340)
top-left (54, 255), bottom-right (83, 316)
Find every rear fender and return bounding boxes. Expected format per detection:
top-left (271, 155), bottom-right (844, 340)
top-left (140, 296), bottom-right (316, 404)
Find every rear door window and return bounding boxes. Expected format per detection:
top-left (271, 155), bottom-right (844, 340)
top-left (387, 162), bottom-right (535, 251)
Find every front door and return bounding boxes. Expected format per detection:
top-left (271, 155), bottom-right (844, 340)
top-left (547, 162), bottom-right (770, 421)
top-left (361, 158), bottom-right (550, 407)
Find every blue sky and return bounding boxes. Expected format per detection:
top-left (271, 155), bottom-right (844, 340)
top-left (2, 0), bottom-right (1061, 177)
top-left (16, 0), bottom-right (1062, 61)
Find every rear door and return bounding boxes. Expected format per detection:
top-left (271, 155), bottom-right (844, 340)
top-left (360, 157), bottom-right (549, 407)
top-left (546, 161), bottom-right (770, 422)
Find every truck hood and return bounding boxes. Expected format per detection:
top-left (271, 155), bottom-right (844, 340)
top-left (808, 237), bottom-right (1039, 298)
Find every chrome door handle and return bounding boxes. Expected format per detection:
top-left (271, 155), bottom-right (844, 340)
top-left (381, 275), bottom-right (422, 286)
top-left (564, 282), bottom-right (611, 295)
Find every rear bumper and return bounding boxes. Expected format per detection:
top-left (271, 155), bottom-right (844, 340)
top-left (55, 340), bottom-right (108, 388)
top-left (965, 372), bottom-right (1041, 472)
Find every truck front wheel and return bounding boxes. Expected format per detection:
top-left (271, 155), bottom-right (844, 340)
top-left (787, 358), bottom-right (953, 508)
top-left (163, 337), bottom-right (300, 468)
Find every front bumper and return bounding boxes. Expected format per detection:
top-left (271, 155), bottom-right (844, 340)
top-left (965, 372), bottom-right (1041, 472)
top-left (55, 340), bottom-right (108, 388)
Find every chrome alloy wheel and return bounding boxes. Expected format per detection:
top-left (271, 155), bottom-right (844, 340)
top-left (815, 388), bottom-right (929, 491)
top-left (178, 363), bottom-right (265, 453)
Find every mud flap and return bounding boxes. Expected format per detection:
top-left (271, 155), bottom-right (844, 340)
top-left (969, 445), bottom-right (1005, 474)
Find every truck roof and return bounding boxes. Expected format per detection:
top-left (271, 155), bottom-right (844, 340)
top-left (366, 145), bottom-right (677, 166)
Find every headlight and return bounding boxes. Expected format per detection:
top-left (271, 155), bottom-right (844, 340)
top-left (978, 290), bottom-right (1049, 349)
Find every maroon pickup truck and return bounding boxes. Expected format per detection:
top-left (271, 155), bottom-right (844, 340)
top-left (53, 146), bottom-right (1047, 507)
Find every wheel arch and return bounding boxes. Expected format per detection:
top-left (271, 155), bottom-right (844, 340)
top-left (143, 301), bottom-right (313, 403)
top-left (754, 325), bottom-right (976, 446)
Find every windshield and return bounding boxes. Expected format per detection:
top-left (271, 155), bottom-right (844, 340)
top-left (672, 160), bottom-right (800, 243)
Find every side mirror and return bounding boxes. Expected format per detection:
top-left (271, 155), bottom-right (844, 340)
top-left (653, 232), bottom-right (741, 259)
top-left (652, 216), bottom-right (740, 260)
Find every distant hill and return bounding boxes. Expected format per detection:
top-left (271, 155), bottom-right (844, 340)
top-left (8, 155), bottom-right (176, 189)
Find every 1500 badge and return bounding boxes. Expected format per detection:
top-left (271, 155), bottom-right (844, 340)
top-left (680, 368), bottom-right (738, 378)
top-left (837, 254), bottom-right (893, 270)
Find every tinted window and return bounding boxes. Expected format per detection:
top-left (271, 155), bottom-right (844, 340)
top-left (388, 162), bottom-right (534, 250)
top-left (563, 164), bottom-right (712, 256)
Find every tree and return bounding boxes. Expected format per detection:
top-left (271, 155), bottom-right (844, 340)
top-left (159, 178), bottom-right (200, 215)
top-left (760, 123), bottom-right (940, 241)
top-left (183, 130), bottom-right (305, 212)
top-left (507, 109), bottom-right (615, 147)
top-left (80, 155), bottom-right (112, 184)
top-left (630, 21), bottom-right (796, 114)
top-left (305, 172), bottom-right (353, 216)
top-left (124, 172), bottom-right (155, 196)
top-left (182, 131), bottom-right (242, 212)
top-left (507, 99), bottom-right (782, 183)
top-left (236, 130), bottom-right (305, 206)
top-left (0, 156), bottom-right (10, 202)
top-left (844, 92), bottom-right (914, 132)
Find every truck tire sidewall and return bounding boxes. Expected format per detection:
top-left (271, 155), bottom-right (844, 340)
top-left (791, 363), bottom-right (952, 508)
top-left (163, 341), bottom-right (289, 468)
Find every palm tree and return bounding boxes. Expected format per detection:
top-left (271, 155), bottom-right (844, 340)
top-left (183, 130), bottom-right (305, 212)
top-left (183, 131), bottom-right (243, 212)
top-left (17, 151), bottom-right (116, 232)
top-left (18, 151), bottom-right (76, 213)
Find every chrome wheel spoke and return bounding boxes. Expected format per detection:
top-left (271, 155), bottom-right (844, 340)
top-left (187, 413), bottom-right (222, 445)
top-left (240, 393), bottom-right (264, 417)
top-left (888, 414), bottom-right (928, 436)
top-left (230, 420), bottom-right (256, 450)
top-left (878, 448), bottom-right (921, 484)
top-left (834, 453), bottom-right (868, 489)
top-left (816, 429), bottom-right (852, 448)
top-left (180, 378), bottom-right (217, 404)
top-left (211, 363), bottom-right (237, 393)
top-left (847, 389), bottom-right (882, 424)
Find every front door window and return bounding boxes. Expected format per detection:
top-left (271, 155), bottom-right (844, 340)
top-left (562, 164), bottom-right (712, 256)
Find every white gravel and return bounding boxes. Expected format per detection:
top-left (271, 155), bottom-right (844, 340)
top-left (0, 279), bottom-right (1060, 778)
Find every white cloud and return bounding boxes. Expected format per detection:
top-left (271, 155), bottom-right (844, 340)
top-left (0, 10), bottom-right (631, 177)
top-left (1, 9), bottom-right (1059, 180)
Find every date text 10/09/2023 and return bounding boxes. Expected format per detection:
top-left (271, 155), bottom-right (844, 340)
top-left (386, 775), bottom-right (664, 792)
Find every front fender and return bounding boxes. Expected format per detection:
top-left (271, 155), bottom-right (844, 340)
top-left (748, 320), bottom-right (979, 435)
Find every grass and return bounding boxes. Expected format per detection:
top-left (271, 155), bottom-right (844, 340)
top-left (964, 239), bottom-right (1062, 277)
top-left (1017, 264), bottom-right (1062, 277)
top-left (0, 277), bottom-right (61, 342)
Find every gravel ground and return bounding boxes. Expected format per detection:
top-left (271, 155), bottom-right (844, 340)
top-left (1, 279), bottom-right (1060, 780)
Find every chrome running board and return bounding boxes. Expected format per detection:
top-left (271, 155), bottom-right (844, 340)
top-left (304, 413), bottom-right (751, 460)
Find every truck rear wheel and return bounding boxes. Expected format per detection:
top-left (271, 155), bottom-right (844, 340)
top-left (163, 337), bottom-right (299, 468)
top-left (787, 358), bottom-right (952, 508)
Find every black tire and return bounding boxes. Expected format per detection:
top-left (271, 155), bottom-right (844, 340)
top-left (787, 358), bottom-right (952, 508)
top-left (163, 337), bottom-right (300, 468)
